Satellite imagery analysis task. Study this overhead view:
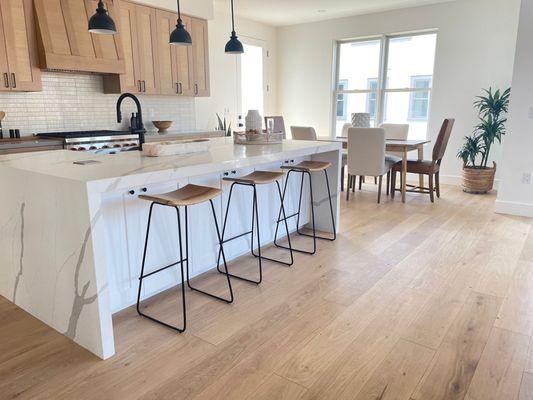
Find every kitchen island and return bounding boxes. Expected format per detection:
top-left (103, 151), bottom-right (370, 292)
top-left (0, 137), bottom-right (341, 359)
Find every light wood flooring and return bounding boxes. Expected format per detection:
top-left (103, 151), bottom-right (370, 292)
top-left (2, 184), bottom-right (533, 400)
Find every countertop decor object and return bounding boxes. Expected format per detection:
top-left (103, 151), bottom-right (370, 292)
top-left (0, 111), bottom-right (4, 139)
top-left (142, 138), bottom-right (210, 156)
top-left (245, 110), bottom-right (262, 133)
top-left (225, 0), bottom-right (244, 54)
top-left (152, 121), bottom-right (173, 133)
top-left (169, 0), bottom-right (192, 46)
top-left (88, 0), bottom-right (117, 35)
top-left (233, 131), bottom-right (283, 145)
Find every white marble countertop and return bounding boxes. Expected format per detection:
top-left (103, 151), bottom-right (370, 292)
top-left (0, 138), bottom-right (341, 188)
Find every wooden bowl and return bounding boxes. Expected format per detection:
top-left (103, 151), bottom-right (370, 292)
top-left (152, 120), bottom-right (173, 133)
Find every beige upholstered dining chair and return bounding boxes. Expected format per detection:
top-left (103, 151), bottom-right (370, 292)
top-left (380, 123), bottom-right (409, 158)
top-left (346, 128), bottom-right (397, 203)
top-left (264, 116), bottom-right (287, 139)
top-left (290, 126), bottom-right (317, 140)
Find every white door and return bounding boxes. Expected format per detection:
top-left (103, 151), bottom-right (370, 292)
top-left (237, 38), bottom-right (268, 130)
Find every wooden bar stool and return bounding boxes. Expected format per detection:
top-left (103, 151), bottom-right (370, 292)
top-left (275, 161), bottom-right (336, 255)
top-left (136, 184), bottom-right (233, 333)
top-left (216, 171), bottom-right (294, 285)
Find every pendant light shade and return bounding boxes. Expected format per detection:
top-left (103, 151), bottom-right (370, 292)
top-left (225, 0), bottom-right (244, 54)
top-left (88, 0), bottom-right (117, 35)
top-left (170, 0), bottom-right (192, 46)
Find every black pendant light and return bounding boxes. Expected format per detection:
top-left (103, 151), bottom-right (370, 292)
top-left (170, 0), bottom-right (192, 46)
top-left (225, 0), bottom-right (244, 54)
top-left (88, 0), bottom-right (117, 35)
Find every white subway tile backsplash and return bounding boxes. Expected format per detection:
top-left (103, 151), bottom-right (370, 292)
top-left (0, 72), bottom-right (196, 136)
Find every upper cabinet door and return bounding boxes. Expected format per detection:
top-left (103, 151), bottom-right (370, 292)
top-left (0, 4), bottom-right (10, 92)
top-left (135, 5), bottom-right (158, 94)
top-left (33, 0), bottom-right (125, 74)
top-left (0, 0), bottom-right (41, 91)
top-left (176, 15), bottom-right (194, 97)
top-left (191, 18), bottom-right (210, 97)
top-left (115, 0), bottom-right (141, 93)
top-left (155, 9), bottom-right (178, 95)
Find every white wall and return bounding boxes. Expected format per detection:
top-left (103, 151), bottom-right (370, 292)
top-left (495, 0), bottom-right (533, 217)
top-left (195, 3), bottom-right (278, 131)
top-left (277, 0), bottom-right (520, 181)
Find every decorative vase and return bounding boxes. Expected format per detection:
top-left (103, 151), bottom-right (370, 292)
top-left (461, 162), bottom-right (497, 194)
top-left (245, 110), bottom-right (262, 133)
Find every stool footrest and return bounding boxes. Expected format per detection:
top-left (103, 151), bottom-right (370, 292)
top-left (140, 259), bottom-right (186, 280)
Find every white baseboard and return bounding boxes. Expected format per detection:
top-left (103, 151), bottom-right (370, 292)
top-left (495, 200), bottom-right (533, 218)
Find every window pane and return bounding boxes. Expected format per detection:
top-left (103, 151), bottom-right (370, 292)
top-left (383, 91), bottom-right (431, 140)
top-left (335, 93), bottom-right (377, 137)
top-left (386, 34), bottom-right (437, 89)
top-left (338, 40), bottom-right (381, 90)
top-left (241, 44), bottom-right (264, 117)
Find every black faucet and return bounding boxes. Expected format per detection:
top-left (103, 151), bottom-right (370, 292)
top-left (116, 93), bottom-right (146, 151)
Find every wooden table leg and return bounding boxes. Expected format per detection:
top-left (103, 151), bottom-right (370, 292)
top-left (402, 149), bottom-right (407, 203)
top-left (418, 145), bottom-right (424, 190)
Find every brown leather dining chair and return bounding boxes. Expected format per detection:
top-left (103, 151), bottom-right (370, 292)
top-left (391, 118), bottom-right (455, 203)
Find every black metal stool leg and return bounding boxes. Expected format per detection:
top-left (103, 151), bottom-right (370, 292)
top-left (136, 203), bottom-right (186, 333)
top-left (184, 204), bottom-right (234, 303)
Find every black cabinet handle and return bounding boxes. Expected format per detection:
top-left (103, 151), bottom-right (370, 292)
top-left (194, 83), bottom-right (198, 95)
top-left (129, 190), bottom-right (135, 195)
top-left (223, 172), bottom-right (229, 176)
top-left (10, 73), bottom-right (16, 88)
top-left (178, 82), bottom-right (182, 94)
top-left (176, 83), bottom-right (179, 94)
top-left (142, 81), bottom-right (146, 92)
top-left (3, 73), bottom-right (8, 88)
top-left (138, 80), bottom-right (142, 92)
top-left (141, 188), bottom-right (147, 192)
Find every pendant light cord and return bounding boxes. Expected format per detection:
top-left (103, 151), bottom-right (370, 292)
top-left (231, 0), bottom-right (236, 33)
top-left (176, 0), bottom-right (182, 21)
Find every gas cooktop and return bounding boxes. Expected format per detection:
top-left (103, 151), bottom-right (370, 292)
top-left (36, 130), bottom-right (131, 139)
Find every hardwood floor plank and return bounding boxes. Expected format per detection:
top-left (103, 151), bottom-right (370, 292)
top-left (410, 292), bottom-right (502, 400)
top-left (349, 338), bottom-right (434, 400)
top-left (246, 373), bottom-right (307, 400)
top-left (466, 327), bottom-right (529, 400)
top-left (519, 372), bottom-right (533, 400)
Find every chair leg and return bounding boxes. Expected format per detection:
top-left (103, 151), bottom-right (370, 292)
top-left (136, 203), bottom-right (187, 333)
top-left (341, 165), bottom-right (344, 192)
top-left (377, 175), bottom-right (383, 204)
top-left (386, 171), bottom-right (390, 196)
top-left (391, 171), bottom-right (396, 199)
top-left (184, 204), bottom-right (234, 304)
top-left (346, 174), bottom-right (351, 201)
top-left (429, 174), bottom-right (435, 203)
top-left (435, 171), bottom-right (441, 198)
top-left (358, 176), bottom-right (363, 191)
top-left (374, 176), bottom-right (377, 185)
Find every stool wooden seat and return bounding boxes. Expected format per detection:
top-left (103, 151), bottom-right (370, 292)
top-left (223, 170), bottom-right (284, 185)
top-left (281, 161), bottom-right (332, 172)
top-left (139, 184), bottom-right (222, 207)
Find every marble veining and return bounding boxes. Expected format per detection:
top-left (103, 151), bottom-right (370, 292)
top-left (12, 202), bottom-right (25, 303)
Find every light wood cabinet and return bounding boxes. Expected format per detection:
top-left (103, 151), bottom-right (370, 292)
top-left (0, 0), bottom-right (41, 92)
top-left (191, 17), bottom-right (210, 97)
top-left (155, 10), bottom-right (194, 96)
top-left (103, 1), bottom-right (159, 94)
top-left (33, 0), bottom-right (125, 74)
top-left (106, 1), bottom-right (209, 97)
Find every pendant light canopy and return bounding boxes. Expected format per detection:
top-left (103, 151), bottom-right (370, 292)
top-left (170, 0), bottom-right (192, 46)
top-left (225, 0), bottom-right (244, 54)
top-left (88, 0), bottom-right (117, 35)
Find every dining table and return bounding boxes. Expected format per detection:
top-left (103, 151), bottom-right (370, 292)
top-left (320, 136), bottom-right (430, 203)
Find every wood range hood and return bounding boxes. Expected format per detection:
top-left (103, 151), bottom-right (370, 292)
top-left (34, 0), bottom-right (125, 74)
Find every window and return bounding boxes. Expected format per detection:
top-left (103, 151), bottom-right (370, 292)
top-left (336, 80), bottom-right (348, 119)
top-left (333, 32), bottom-right (437, 139)
top-left (408, 76), bottom-right (432, 120)
top-left (366, 78), bottom-right (378, 119)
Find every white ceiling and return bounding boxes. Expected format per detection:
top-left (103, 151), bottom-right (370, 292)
top-left (215, 0), bottom-right (456, 26)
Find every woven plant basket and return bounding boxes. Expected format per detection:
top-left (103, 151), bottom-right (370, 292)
top-left (462, 162), bottom-right (496, 194)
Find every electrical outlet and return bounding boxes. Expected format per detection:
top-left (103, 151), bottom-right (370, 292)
top-left (522, 172), bottom-right (532, 185)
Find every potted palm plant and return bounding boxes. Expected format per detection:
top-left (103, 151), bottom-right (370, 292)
top-left (457, 87), bottom-right (511, 193)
